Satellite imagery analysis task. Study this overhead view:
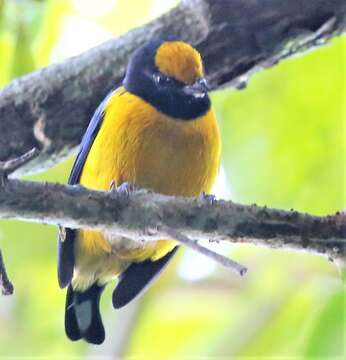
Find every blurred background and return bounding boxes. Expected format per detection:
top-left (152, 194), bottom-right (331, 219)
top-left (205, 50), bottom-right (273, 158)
top-left (0, 0), bottom-right (345, 358)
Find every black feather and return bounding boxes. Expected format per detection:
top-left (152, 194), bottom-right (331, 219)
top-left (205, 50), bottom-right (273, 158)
top-left (68, 97), bottom-right (108, 185)
top-left (57, 97), bottom-right (108, 288)
top-left (123, 40), bottom-right (210, 120)
top-left (65, 284), bottom-right (105, 345)
top-left (65, 285), bottom-right (81, 341)
top-left (113, 247), bottom-right (178, 309)
top-left (57, 229), bottom-right (75, 288)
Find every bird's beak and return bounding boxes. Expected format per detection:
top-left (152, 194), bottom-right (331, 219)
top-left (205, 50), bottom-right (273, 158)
top-left (184, 77), bottom-right (210, 97)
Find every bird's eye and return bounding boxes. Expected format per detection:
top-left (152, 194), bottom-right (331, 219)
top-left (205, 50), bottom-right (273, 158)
top-left (153, 73), bottom-right (171, 85)
top-left (153, 73), bottom-right (162, 83)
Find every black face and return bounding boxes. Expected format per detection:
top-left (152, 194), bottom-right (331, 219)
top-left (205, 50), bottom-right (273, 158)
top-left (123, 40), bottom-right (211, 120)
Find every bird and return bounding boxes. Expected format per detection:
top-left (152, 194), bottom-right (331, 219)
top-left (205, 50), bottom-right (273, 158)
top-left (58, 38), bottom-right (221, 344)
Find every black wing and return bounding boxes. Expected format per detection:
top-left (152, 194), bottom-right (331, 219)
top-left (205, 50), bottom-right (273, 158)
top-left (57, 95), bottom-right (109, 288)
top-left (112, 247), bottom-right (178, 309)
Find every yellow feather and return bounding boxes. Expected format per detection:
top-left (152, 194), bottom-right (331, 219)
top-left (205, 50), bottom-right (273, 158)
top-left (73, 88), bottom-right (221, 290)
top-left (155, 41), bottom-right (204, 84)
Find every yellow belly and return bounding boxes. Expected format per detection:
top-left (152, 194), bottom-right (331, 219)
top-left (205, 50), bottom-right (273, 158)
top-left (73, 89), bottom-right (221, 290)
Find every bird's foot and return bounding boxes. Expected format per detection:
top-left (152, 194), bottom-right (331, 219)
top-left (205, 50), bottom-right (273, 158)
top-left (109, 180), bottom-right (117, 191)
top-left (110, 181), bottom-right (135, 196)
top-left (198, 192), bottom-right (217, 205)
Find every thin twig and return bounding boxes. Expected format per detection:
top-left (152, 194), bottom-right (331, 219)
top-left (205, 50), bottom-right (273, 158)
top-left (0, 249), bottom-right (14, 295)
top-left (162, 226), bottom-right (248, 277)
top-left (0, 148), bottom-right (39, 177)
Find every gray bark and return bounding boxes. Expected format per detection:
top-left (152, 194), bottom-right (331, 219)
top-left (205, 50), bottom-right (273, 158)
top-left (0, 178), bottom-right (345, 258)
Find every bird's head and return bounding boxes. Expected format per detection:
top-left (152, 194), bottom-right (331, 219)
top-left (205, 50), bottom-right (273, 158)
top-left (123, 39), bottom-right (211, 120)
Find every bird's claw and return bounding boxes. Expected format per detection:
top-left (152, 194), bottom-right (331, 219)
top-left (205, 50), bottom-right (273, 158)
top-left (117, 182), bottom-right (133, 195)
top-left (109, 180), bottom-right (116, 191)
top-left (198, 192), bottom-right (217, 205)
top-left (110, 181), bottom-right (135, 196)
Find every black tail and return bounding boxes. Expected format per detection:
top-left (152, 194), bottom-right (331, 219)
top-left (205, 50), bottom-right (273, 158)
top-left (112, 247), bottom-right (178, 309)
top-left (65, 284), bottom-right (105, 344)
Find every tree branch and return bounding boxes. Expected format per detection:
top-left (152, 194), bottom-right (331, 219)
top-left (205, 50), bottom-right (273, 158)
top-left (0, 148), bottom-right (39, 178)
top-left (0, 178), bottom-right (345, 259)
top-left (0, 149), bottom-right (40, 295)
top-left (0, 249), bottom-right (14, 295)
top-left (0, 0), bottom-right (345, 174)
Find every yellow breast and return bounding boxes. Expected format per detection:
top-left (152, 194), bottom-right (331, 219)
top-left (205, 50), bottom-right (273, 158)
top-left (80, 89), bottom-right (221, 195)
top-left (73, 89), bottom-right (221, 289)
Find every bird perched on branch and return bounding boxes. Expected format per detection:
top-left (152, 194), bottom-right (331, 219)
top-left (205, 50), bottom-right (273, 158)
top-left (58, 39), bottom-right (221, 344)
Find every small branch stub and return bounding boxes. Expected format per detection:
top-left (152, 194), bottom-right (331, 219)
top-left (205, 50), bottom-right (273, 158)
top-left (162, 226), bottom-right (248, 277)
top-left (0, 148), bottom-right (39, 179)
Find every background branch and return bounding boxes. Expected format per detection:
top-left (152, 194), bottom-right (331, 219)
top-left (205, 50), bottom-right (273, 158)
top-left (0, 250), bottom-right (14, 295)
top-left (0, 0), bottom-right (344, 174)
top-left (0, 178), bottom-right (345, 259)
top-left (0, 149), bottom-right (39, 295)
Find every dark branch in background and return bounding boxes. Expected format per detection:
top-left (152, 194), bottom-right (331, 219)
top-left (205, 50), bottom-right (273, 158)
top-left (0, 177), bottom-right (345, 258)
top-left (0, 0), bottom-right (345, 174)
top-left (0, 250), bottom-right (13, 295)
top-left (0, 148), bottom-right (39, 294)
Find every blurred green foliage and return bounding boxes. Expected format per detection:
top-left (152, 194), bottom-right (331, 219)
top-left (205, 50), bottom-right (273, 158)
top-left (214, 38), bottom-right (345, 216)
top-left (0, 0), bottom-right (344, 358)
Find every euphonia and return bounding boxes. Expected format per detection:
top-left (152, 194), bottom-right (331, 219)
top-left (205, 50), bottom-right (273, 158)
top-left (58, 39), bottom-right (221, 344)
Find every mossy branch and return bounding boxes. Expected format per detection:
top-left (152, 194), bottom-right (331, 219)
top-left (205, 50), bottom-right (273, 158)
top-left (0, 177), bottom-right (345, 259)
top-left (0, 149), bottom-right (345, 295)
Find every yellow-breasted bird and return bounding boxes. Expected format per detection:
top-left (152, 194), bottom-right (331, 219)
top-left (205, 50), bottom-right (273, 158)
top-left (58, 39), bottom-right (221, 344)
